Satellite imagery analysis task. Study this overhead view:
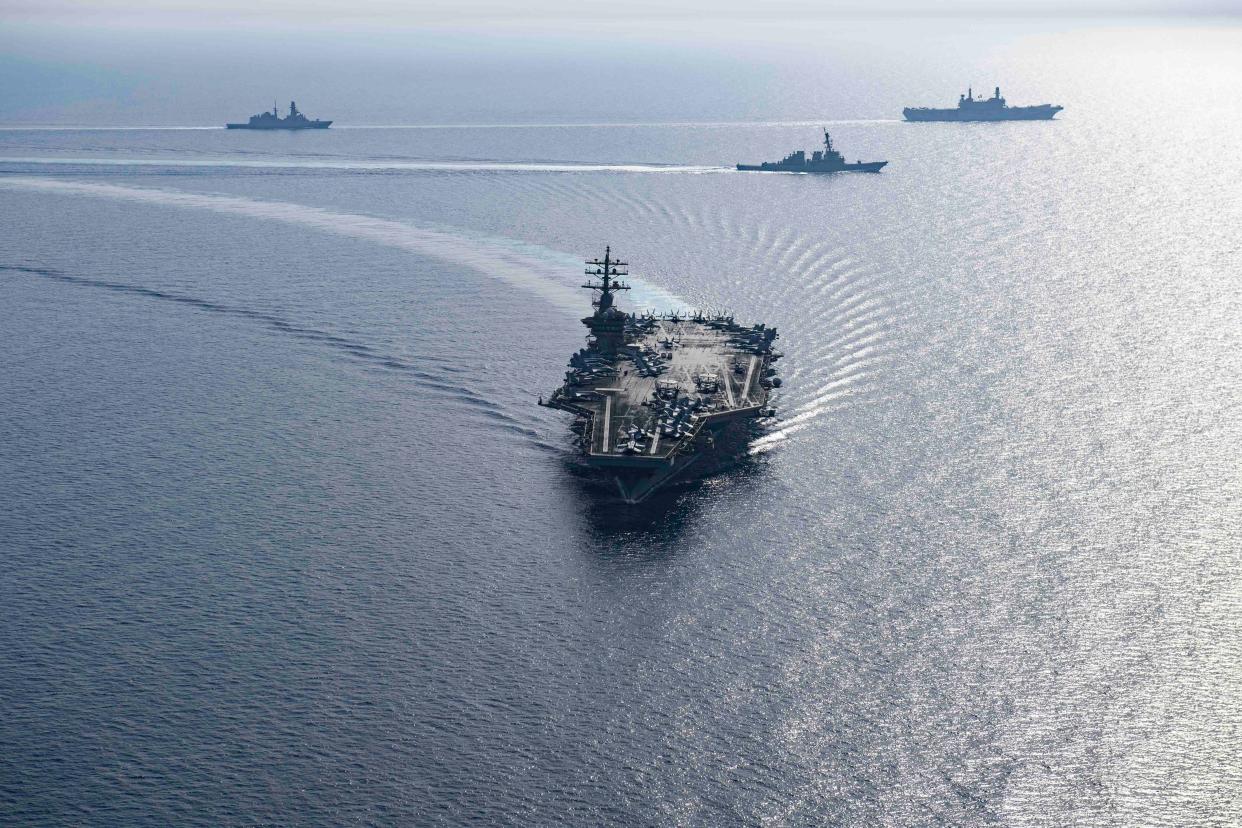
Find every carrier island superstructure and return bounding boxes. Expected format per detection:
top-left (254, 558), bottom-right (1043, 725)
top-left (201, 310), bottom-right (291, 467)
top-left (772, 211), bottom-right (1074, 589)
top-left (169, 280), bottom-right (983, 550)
top-left (542, 248), bottom-right (781, 503)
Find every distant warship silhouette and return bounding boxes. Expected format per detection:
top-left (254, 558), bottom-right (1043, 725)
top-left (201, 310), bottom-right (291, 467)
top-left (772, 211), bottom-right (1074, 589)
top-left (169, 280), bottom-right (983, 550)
top-left (904, 87), bottom-right (1062, 121)
top-left (737, 131), bottom-right (886, 173)
top-left (226, 100), bottom-right (331, 130)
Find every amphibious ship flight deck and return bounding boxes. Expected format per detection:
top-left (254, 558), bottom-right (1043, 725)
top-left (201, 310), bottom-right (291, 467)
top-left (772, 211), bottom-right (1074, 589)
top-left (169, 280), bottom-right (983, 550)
top-left (543, 248), bottom-right (780, 502)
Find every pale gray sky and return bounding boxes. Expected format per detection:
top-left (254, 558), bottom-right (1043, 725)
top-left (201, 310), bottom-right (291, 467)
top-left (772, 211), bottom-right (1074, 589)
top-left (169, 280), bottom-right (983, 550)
top-left (3, 0), bottom-right (1237, 27)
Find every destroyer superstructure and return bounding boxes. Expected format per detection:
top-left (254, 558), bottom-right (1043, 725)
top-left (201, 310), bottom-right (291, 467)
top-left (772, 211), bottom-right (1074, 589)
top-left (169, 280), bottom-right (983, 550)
top-left (737, 131), bottom-right (886, 173)
top-left (226, 100), bottom-right (332, 130)
top-left (903, 87), bottom-right (1062, 121)
top-left (542, 248), bottom-right (781, 503)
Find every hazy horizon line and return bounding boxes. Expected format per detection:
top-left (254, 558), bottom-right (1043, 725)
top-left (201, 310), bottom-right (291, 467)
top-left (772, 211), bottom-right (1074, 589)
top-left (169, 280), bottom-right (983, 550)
top-left (4, 3), bottom-right (1241, 30)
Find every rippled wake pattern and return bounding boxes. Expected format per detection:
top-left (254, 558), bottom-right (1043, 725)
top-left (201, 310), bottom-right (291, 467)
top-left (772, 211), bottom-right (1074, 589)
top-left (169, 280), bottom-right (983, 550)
top-left (500, 173), bottom-right (906, 450)
top-left (0, 264), bottom-right (549, 440)
top-left (4, 75), bottom-right (1241, 826)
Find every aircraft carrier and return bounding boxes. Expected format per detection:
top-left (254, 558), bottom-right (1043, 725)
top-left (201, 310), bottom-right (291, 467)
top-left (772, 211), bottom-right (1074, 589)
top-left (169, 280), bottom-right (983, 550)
top-left (903, 86), bottom-right (1062, 121)
top-left (541, 248), bottom-right (781, 503)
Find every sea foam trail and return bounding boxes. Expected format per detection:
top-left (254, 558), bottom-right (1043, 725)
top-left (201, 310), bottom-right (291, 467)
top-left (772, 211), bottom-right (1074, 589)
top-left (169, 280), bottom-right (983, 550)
top-left (0, 177), bottom-right (688, 315)
top-left (0, 157), bottom-right (729, 174)
top-left (0, 265), bottom-right (550, 440)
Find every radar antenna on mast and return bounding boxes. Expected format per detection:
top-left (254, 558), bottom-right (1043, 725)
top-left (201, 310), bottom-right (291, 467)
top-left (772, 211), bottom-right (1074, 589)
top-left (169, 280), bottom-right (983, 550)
top-left (582, 245), bottom-right (630, 313)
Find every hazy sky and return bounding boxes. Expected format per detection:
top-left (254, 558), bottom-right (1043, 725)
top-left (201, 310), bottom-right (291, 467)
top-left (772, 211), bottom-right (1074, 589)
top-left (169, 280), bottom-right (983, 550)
top-left (3, 0), bottom-right (1238, 27)
top-left (1, 0), bottom-right (1237, 125)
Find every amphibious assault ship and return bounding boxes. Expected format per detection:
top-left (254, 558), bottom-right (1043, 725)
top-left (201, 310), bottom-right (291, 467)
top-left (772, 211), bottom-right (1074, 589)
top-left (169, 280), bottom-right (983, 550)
top-left (737, 131), bottom-right (886, 173)
top-left (226, 101), bottom-right (332, 130)
top-left (541, 249), bottom-right (781, 503)
top-left (903, 87), bottom-right (1062, 121)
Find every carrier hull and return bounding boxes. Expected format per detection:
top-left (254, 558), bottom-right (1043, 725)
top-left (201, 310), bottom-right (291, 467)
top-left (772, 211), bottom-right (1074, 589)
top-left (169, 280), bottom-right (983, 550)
top-left (544, 249), bottom-right (781, 505)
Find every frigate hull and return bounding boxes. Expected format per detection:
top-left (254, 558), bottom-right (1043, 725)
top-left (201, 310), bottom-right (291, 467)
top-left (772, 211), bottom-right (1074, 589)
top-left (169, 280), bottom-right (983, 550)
top-left (226, 121), bottom-right (332, 129)
top-left (226, 101), bottom-right (332, 130)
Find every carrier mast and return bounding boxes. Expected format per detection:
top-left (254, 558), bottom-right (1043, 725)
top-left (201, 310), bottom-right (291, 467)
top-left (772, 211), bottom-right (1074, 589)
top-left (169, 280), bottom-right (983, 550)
top-left (583, 246), bottom-right (630, 312)
top-left (581, 246), bottom-right (631, 353)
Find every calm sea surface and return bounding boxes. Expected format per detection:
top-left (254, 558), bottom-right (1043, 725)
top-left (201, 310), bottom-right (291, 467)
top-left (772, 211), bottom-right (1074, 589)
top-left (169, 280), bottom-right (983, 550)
top-left (1, 20), bottom-right (1240, 827)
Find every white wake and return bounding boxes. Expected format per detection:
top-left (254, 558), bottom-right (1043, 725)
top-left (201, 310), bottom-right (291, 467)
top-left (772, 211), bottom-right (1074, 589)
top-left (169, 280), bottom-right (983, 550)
top-left (0, 176), bottom-right (688, 315)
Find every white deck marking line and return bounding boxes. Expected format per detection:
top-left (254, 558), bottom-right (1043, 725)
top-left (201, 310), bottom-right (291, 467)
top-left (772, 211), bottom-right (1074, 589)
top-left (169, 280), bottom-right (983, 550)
top-left (601, 393), bottom-right (613, 453)
top-left (741, 356), bottom-right (759, 404)
top-left (720, 367), bottom-right (736, 408)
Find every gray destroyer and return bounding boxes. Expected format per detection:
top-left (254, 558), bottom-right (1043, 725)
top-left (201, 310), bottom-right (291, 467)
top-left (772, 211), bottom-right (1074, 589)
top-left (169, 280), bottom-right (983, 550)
top-left (903, 87), bottom-right (1062, 121)
top-left (737, 131), bottom-right (886, 173)
top-left (226, 100), bottom-right (331, 130)
top-left (542, 249), bottom-right (781, 503)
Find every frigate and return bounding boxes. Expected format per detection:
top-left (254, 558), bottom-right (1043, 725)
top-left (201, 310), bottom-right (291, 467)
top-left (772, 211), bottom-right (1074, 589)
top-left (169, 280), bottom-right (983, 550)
top-left (226, 101), bottom-right (332, 130)
top-left (903, 87), bottom-right (1062, 121)
top-left (737, 131), bottom-right (886, 173)
top-left (541, 249), bottom-right (781, 503)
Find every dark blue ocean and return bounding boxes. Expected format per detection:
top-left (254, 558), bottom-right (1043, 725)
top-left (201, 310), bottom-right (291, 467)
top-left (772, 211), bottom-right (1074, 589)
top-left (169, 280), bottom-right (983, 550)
top-left (1, 18), bottom-right (1240, 826)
